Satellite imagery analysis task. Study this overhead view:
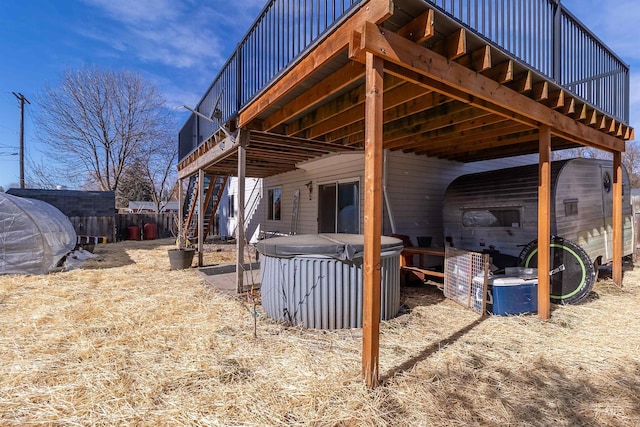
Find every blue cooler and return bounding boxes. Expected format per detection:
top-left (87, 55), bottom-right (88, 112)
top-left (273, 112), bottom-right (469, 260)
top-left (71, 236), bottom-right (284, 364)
top-left (486, 268), bottom-right (538, 315)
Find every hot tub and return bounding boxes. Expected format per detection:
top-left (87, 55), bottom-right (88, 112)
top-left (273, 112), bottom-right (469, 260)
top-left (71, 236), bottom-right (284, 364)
top-left (256, 234), bottom-right (403, 329)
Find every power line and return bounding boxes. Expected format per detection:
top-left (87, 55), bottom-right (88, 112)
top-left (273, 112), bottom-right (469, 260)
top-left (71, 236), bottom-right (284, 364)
top-left (11, 92), bottom-right (30, 189)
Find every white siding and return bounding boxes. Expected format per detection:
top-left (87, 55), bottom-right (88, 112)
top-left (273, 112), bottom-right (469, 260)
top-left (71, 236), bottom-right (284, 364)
top-left (222, 177), bottom-right (263, 242)
top-left (264, 153), bottom-right (366, 235)
top-left (217, 151), bottom-right (538, 245)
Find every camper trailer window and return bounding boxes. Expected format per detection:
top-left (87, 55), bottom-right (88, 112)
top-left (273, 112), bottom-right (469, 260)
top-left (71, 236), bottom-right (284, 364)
top-left (462, 209), bottom-right (520, 228)
top-left (564, 198), bottom-right (578, 216)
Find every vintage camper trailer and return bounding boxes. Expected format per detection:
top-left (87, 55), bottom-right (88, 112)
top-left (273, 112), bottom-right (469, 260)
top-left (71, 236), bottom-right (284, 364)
top-left (443, 158), bottom-right (634, 304)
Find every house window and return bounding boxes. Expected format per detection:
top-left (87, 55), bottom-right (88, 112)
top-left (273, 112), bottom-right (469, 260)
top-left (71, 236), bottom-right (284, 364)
top-left (228, 194), bottom-right (235, 218)
top-left (267, 187), bottom-right (281, 220)
top-left (462, 208), bottom-right (521, 228)
top-left (318, 180), bottom-right (359, 233)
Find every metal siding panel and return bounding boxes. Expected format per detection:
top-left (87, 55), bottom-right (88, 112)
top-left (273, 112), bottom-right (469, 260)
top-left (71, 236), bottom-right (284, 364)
top-left (260, 252), bottom-right (400, 329)
top-left (444, 159), bottom-right (633, 264)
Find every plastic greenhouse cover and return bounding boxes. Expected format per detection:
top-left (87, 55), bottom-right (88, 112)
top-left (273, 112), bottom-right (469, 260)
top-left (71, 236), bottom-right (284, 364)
top-left (0, 193), bottom-right (77, 275)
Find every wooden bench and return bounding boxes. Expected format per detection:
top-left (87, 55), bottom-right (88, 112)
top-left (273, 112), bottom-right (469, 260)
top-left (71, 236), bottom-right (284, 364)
top-left (400, 247), bottom-right (445, 284)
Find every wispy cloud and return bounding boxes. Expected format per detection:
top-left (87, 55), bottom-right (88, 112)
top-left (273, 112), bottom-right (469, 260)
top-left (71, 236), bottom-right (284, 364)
top-left (78, 0), bottom-right (263, 70)
top-left (75, 0), bottom-right (265, 111)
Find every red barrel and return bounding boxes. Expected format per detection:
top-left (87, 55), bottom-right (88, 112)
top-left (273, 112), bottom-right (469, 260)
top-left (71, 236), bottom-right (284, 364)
top-left (143, 223), bottom-right (157, 240)
top-left (127, 225), bottom-right (140, 241)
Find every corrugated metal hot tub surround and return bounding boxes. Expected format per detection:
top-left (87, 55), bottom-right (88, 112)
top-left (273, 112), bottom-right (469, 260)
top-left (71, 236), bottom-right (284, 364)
top-left (256, 234), bottom-right (403, 329)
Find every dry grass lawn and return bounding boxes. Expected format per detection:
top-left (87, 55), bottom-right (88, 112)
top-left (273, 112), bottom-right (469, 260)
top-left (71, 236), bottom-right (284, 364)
top-left (0, 238), bottom-right (638, 426)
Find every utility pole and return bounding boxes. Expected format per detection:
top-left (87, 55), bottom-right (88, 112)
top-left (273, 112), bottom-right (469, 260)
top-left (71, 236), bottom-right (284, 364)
top-left (12, 92), bottom-right (30, 189)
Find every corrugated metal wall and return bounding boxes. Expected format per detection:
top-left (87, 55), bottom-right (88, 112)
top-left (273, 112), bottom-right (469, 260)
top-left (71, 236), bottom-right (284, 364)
top-left (260, 252), bottom-right (400, 329)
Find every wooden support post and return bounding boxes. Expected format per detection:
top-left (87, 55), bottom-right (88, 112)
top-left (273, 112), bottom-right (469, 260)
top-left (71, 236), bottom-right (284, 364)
top-left (613, 151), bottom-right (624, 286)
top-left (177, 177), bottom-right (183, 247)
top-left (198, 169), bottom-right (205, 266)
top-left (538, 126), bottom-right (551, 320)
top-left (236, 144), bottom-right (247, 294)
top-left (362, 51), bottom-right (384, 388)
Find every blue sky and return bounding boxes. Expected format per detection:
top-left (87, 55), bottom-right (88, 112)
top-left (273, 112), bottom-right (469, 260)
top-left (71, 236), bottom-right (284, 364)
top-left (0, 0), bottom-right (638, 189)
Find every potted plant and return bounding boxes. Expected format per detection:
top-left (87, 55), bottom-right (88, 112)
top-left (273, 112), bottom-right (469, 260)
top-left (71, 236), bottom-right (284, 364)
top-left (168, 215), bottom-right (195, 270)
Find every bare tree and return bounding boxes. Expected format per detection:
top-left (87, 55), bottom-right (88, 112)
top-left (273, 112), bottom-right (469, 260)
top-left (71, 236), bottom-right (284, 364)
top-left (34, 67), bottom-right (173, 193)
top-left (140, 137), bottom-right (179, 212)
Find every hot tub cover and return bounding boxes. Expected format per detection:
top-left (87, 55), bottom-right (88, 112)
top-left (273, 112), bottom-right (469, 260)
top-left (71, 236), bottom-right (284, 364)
top-left (255, 233), bottom-right (403, 261)
top-left (0, 192), bottom-right (77, 274)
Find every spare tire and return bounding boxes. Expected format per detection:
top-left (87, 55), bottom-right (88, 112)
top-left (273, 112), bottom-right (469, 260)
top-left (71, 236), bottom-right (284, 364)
top-left (518, 236), bottom-right (596, 305)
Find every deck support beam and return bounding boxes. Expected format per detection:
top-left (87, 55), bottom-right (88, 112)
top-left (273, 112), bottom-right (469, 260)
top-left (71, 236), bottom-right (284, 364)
top-left (613, 151), bottom-right (623, 286)
top-left (197, 169), bottom-right (205, 267)
top-left (178, 177), bottom-right (184, 247)
top-left (538, 126), bottom-right (551, 320)
top-left (351, 21), bottom-right (625, 153)
top-left (236, 144), bottom-right (246, 293)
top-left (362, 51), bottom-right (384, 389)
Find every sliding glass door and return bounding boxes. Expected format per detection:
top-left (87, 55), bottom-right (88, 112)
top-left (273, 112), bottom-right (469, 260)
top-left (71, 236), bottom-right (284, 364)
top-left (318, 180), bottom-right (359, 234)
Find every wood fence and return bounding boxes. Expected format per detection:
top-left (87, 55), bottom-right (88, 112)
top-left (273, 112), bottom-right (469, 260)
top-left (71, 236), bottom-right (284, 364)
top-left (116, 213), bottom-right (176, 241)
top-left (69, 216), bottom-right (116, 243)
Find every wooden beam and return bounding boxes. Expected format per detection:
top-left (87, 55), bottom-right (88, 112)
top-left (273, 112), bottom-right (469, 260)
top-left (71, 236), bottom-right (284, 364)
top-left (401, 114), bottom-right (508, 149)
top-left (362, 51), bottom-right (383, 389)
top-left (531, 81), bottom-right (548, 101)
top-left (199, 174), bottom-right (218, 240)
top-left (204, 176), bottom-right (229, 238)
top-left (286, 74), bottom-right (404, 137)
top-left (538, 126), bottom-right (551, 320)
top-left (613, 151), bottom-right (623, 286)
top-left (236, 145), bottom-right (246, 293)
top-left (383, 104), bottom-right (483, 149)
top-left (570, 102), bottom-right (587, 121)
top-left (511, 71), bottom-right (532, 93)
top-left (547, 89), bottom-right (565, 110)
top-left (582, 108), bottom-right (598, 127)
top-left (416, 123), bottom-right (532, 156)
top-left (417, 130), bottom-right (539, 159)
top-left (558, 96), bottom-right (575, 115)
top-left (325, 92), bottom-right (449, 143)
top-left (482, 59), bottom-right (514, 84)
top-left (432, 28), bottom-right (467, 60)
top-left (396, 9), bottom-right (434, 43)
top-left (177, 177), bottom-right (183, 247)
top-left (389, 111), bottom-right (501, 151)
top-left (239, 0), bottom-right (393, 127)
top-left (197, 169), bottom-right (205, 267)
top-left (471, 45), bottom-right (492, 72)
top-left (305, 81), bottom-right (427, 139)
top-left (353, 21), bottom-right (625, 152)
top-left (263, 62), bottom-right (365, 131)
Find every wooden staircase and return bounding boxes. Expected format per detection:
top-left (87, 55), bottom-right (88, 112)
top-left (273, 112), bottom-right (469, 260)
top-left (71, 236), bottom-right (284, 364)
top-left (182, 174), bottom-right (228, 244)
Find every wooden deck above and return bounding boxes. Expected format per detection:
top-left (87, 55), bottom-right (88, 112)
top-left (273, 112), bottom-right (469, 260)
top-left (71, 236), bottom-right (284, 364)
top-left (178, 0), bottom-right (632, 180)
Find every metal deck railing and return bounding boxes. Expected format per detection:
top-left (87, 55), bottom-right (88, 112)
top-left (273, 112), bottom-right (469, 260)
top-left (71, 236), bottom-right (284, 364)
top-left (179, 0), bottom-right (630, 163)
top-left (430, 0), bottom-right (629, 123)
